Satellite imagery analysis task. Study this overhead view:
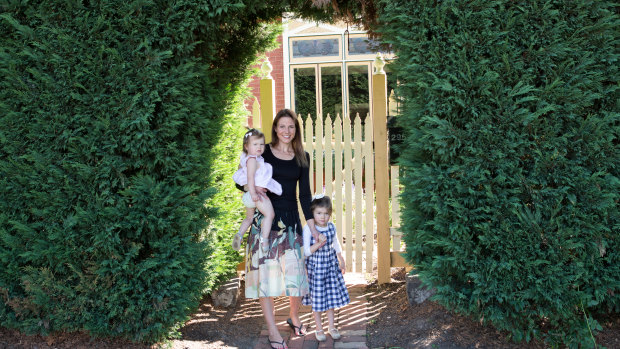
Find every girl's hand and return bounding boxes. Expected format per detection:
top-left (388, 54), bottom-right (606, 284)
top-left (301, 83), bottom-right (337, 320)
top-left (338, 256), bottom-right (346, 274)
top-left (317, 233), bottom-right (327, 248)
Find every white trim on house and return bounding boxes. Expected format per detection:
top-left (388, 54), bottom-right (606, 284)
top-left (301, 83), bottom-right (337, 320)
top-left (282, 18), bottom-right (390, 115)
top-left (283, 19), bottom-right (291, 108)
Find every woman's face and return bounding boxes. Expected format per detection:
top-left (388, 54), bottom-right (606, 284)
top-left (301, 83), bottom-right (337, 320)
top-left (275, 116), bottom-right (296, 144)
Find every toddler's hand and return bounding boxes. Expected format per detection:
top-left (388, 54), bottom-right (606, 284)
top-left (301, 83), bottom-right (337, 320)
top-left (339, 258), bottom-right (346, 274)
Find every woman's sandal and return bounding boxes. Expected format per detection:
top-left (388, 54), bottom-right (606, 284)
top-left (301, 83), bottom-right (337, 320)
top-left (286, 318), bottom-right (306, 336)
top-left (268, 337), bottom-right (287, 349)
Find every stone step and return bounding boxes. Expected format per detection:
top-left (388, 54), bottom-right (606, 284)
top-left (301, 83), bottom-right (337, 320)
top-left (211, 276), bottom-right (240, 308)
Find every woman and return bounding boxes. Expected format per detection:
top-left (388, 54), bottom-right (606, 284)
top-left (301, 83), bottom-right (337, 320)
top-left (243, 109), bottom-right (321, 349)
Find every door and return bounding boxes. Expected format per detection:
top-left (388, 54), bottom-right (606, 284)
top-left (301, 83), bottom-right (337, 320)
top-left (345, 62), bottom-right (371, 121)
top-left (291, 63), bottom-right (345, 120)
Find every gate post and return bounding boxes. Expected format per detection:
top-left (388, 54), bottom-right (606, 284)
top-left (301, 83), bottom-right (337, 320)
top-left (372, 53), bottom-right (390, 284)
top-left (260, 59), bottom-right (276, 143)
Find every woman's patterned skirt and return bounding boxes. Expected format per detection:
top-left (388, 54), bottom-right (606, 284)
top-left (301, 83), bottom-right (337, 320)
top-left (245, 208), bottom-right (309, 299)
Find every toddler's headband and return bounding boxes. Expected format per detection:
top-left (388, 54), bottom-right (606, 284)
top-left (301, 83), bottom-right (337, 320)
top-left (312, 193), bottom-right (325, 201)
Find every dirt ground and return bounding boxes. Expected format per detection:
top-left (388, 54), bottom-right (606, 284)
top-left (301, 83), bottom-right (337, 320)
top-left (1, 269), bottom-right (618, 349)
top-left (365, 268), bottom-right (620, 349)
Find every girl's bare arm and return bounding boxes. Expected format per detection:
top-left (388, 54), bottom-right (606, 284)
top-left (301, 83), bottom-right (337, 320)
top-left (246, 157), bottom-right (259, 201)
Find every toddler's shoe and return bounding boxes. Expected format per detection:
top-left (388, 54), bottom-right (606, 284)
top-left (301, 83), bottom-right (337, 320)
top-left (232, 233), bottom-right (242, 251)
top-left (328, 327), bottom-right (341, 340)
top-left (315, 330), bottom-right (326, 342)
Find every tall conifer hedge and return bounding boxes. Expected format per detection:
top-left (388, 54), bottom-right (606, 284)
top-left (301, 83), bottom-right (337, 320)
top-left (380, 0), bottom-right (619, 347)
top-left (0, 0), bottom-right (329, 342)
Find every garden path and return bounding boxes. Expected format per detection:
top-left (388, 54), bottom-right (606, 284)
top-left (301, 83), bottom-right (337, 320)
top-left (253, 273), bottom-right (369, 349)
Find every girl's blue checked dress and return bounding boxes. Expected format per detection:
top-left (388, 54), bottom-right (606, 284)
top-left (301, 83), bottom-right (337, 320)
top-left (302, 223), bottom-right (350, 312)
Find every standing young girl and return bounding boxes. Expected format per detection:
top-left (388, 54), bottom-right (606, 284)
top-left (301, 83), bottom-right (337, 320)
top-left (302, 195), bottom-right (350, 342)
top-left (232, 129), bottom-right (282, 253)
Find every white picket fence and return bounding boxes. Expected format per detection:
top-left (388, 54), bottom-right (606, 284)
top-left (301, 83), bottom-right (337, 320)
top-left (295, 113), bottom-right (403, 273)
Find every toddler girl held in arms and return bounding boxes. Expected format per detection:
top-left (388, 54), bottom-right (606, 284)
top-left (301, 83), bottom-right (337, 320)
top-left (302, 194), bottom-right (349, 342)
top-left (232, 129), bottom-right (282, 253)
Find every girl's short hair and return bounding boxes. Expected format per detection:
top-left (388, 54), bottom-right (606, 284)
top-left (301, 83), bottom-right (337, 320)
top-left (242, 128), bottom-right (264, 154)
top-left (311, 195), bottom-right (332, 216)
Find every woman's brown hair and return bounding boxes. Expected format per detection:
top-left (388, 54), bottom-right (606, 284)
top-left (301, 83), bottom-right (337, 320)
top-left (271, 109), bottom-right (309, 167)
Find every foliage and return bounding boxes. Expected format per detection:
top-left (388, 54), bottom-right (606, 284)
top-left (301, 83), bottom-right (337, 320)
top-left (0, 0), bottom-right (339, 343)
top-left (379, 0), bottom-right (619, 347)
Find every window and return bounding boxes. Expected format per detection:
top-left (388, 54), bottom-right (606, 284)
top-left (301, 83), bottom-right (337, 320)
top-left (290, 36), bottom-right (341, 63)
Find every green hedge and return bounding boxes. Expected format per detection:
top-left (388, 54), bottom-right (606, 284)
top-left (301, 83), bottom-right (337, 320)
top-left (0, 0), bottom-right (330, 342)
top-left (379, 0), bottom-right (619, 347)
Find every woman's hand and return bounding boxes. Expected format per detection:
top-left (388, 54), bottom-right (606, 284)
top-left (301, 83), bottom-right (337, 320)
top-left (305, 219), bottom-right (324, 246)
top-left (309, 226), bottom-right (320, 241)
top-left (254, 186), bottom-right (268, 201)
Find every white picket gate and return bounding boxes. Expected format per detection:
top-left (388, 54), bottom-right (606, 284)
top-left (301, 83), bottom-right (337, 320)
top-left (299, 114), bottom-right (376, 273)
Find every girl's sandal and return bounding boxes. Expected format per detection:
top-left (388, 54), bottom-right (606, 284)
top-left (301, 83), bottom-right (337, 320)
top-left (328, 327), bottom-right (341, 340)
top-left (268, 337), bottom-right (287, 349)
top-left (232, 233), bottom-right (242, 251)
top-left (286, 318), bottom-right (306, 336)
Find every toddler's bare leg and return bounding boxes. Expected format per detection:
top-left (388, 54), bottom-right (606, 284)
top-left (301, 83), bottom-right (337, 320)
top-left (313, 311), bottom-right (326, 341)
top-left (255, 198), bottom-right (275, 250)
top-left (326, 308), bottom-right (341, 339)
top-left (232, 207), bottom-right (255, 251)
top-left (326, 308), bottom-right (336, 329)
top-left (313, 311), bottom-right (324, 332)
top-left (237, 207), bottom-right (255, 237)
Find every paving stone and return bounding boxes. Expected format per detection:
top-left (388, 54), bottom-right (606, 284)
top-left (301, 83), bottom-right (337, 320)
top-left (338, 335), bottom-right (366, 342)
top-left (255, 273), bottom-right (370, 349)
top-left (318, 336), bottom-right (334, 348)
top-left (302, 340), bottom-right (319, 349)
top-left (259, 329), bottom-right (288, 337)
top-left (339, 330), bottom-right (365, 336)
top-left (324, 336), bottom-right (335, 346)
top-left (210, 276), bottom-right (240, 307)
top-left (339, 323), bottom-right (366, 331)
top-left (334, 342), bottom-right (368, 348)
top-left (287, 335), bottom-right (305, 349)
